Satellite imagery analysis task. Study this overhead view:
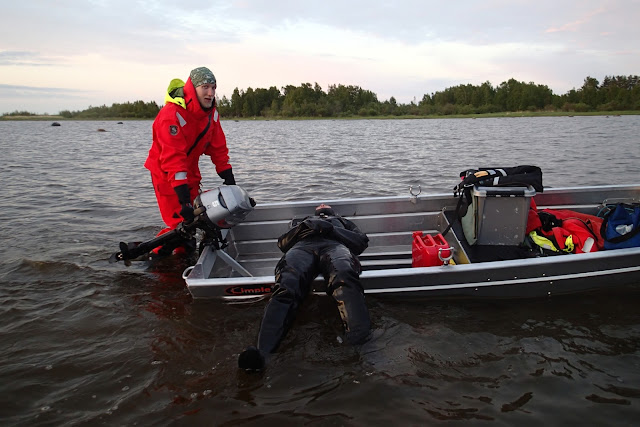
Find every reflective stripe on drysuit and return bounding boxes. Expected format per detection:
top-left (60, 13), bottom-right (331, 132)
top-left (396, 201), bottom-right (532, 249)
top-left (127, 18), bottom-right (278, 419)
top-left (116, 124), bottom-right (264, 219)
top-left (144, 76), bottom-right (231, 231)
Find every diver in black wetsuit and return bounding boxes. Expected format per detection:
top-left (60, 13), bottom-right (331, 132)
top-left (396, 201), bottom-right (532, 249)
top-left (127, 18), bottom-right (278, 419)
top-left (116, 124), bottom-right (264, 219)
top-left (238, 204), bottom-right (371, 371)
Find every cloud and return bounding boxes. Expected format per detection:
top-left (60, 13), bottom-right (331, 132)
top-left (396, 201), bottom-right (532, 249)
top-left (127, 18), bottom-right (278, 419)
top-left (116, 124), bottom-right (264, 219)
top-left (545, 6), bottom-right (606, 33)
top-left (1, 0), bottom-right (638, 114)
top-left (0, 83), bottom-right (91, 100)
top-left (0, 51), bottom-right (60, 67)
top-left (0, 84), bottom-right (97, 114)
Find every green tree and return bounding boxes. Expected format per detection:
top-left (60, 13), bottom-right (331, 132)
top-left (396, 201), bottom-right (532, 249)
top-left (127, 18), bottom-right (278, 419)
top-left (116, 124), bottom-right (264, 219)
top-left (580, 76), bottom-right (600, 109)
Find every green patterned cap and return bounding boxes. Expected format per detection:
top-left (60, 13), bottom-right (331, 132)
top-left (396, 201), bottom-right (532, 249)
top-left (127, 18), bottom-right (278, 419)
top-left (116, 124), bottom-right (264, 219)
top-left (190, 67), bottom-right (216, 88)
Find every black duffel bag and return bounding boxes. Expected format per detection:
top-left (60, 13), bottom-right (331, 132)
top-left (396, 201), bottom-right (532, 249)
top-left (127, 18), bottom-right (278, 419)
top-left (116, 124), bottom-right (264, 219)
top-left (455, 165), bottom-right (543, 194)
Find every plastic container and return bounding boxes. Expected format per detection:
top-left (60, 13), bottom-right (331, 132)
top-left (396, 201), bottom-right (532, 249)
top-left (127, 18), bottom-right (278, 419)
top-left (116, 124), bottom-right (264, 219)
top-left (412, 232), bottom-right (452, 267)
top-left (468, 185), bottom-right (536, 245)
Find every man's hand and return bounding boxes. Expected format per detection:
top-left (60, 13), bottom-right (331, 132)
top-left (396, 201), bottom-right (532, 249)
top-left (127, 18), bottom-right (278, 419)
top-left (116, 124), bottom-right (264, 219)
top-left (174, 184), bottom-right (195, 223)
top-left (304, 218), bottom-right (334, 235)
top-left (218, 168), bottom-right (236, 185)
top-left (180, 203), bottom-right (195, 223)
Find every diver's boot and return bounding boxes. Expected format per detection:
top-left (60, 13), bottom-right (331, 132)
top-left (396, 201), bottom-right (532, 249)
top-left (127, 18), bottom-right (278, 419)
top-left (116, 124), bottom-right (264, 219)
top-left (238, 346), bottom-right (265, 372)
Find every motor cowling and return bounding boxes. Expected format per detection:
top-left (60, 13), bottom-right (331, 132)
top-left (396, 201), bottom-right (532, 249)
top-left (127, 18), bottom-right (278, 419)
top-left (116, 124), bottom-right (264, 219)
top-left (193, 185), bottom-right (256, 229)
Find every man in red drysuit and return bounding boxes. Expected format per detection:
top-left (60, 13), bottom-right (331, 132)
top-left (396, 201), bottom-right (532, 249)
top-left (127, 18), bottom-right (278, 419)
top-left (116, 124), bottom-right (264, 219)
top-left (144, 67), bottom-right (236, 254)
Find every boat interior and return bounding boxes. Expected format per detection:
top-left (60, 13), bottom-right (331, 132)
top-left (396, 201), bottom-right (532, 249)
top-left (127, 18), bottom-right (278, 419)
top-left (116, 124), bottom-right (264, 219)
top-left (202, 185), bottom-right (639, 281)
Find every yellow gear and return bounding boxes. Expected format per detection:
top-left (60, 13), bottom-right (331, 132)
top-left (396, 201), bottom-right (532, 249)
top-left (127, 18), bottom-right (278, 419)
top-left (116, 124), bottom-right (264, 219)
top-left (164, 78), bottom-right (186, 109)
top-left (529, 231), bottom-right (559, 252)
top-left (564, 235), bottom-right (575, 253)
top-left (529, 231), bottom-right (575, 253)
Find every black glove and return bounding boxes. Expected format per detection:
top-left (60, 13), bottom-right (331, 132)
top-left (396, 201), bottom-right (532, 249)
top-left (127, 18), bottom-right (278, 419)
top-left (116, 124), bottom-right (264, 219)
top-left (179, 203), bottom-right (195, 224)
top-left (218, 168), bottom-right (236, 185)
top-left (303, 218), bottom-right (334, 235)
top-left (174, 184), bottom-right (194, 223)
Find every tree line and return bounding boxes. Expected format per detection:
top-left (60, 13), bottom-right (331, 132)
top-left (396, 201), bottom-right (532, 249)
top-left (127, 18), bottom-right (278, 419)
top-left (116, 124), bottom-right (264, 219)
top-left (4, 75), bottom-right (638, 119)
top-left (217, 75), bottom-right (639, 118)
top-left (1, 100), bottom-right (162, 119)
top-left (58, 100), bottom-right (162, 119)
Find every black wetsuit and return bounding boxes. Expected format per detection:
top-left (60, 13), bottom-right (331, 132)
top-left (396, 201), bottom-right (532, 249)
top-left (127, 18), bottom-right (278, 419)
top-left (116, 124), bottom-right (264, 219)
top-left (256, 214), bottom-right (371, 354)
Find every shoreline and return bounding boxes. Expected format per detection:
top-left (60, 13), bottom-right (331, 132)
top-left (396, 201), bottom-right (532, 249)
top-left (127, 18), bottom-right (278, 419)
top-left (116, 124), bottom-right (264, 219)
top-left (1, 110), bottom-right (637, 122)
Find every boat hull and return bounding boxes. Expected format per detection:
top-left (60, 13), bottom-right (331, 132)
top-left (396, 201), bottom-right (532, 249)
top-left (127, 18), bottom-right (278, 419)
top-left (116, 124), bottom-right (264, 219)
top-left (183, 185), bottom-right (640, 300)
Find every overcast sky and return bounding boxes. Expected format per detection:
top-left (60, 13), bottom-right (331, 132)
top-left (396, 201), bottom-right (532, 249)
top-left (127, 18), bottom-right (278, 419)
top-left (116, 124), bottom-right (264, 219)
top-left (1, 0), bottom-right (638, 114)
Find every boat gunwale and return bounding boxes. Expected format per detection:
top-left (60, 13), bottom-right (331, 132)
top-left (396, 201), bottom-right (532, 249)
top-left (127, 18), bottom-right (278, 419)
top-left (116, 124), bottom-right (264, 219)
top-left (248, 184), bottom-right (640, 209)
top-left (185, 184), bottom-right (640, 299)
top-left (186, 246), bottom-right (640, 292)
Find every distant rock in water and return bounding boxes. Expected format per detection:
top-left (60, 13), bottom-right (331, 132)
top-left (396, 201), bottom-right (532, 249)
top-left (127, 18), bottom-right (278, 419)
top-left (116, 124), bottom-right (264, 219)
top-left (117, 122), bottom-right (123, 124)
top-left (97, 129), bottom-right (107, 132)
top-left (51, 122), bottom-right (61, 126)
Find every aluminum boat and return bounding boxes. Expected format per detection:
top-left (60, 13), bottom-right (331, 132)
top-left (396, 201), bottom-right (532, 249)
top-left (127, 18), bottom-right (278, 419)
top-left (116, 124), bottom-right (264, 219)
top-left (183, 184), bottom-right (640, 300)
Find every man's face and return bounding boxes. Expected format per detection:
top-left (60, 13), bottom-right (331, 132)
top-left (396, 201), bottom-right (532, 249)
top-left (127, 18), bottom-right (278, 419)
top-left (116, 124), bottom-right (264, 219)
top-left (195, 83), bottom-right (216, 109)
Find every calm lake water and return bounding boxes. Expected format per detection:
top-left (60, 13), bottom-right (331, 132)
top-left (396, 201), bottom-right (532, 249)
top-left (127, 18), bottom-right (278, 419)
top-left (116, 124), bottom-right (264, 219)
top-left (1, 116), bottom-right (640, 426)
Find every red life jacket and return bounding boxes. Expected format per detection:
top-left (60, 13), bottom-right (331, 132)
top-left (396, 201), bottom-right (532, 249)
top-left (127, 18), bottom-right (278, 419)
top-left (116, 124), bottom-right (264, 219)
top-left (527, 204), bottom-right (604, 254)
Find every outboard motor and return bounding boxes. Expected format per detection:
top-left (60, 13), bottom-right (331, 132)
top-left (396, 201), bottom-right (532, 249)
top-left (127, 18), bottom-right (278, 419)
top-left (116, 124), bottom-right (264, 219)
top-left (194, 185), bottom-right (256, 229)
top-left (109, 185), bottom-right (256, 264)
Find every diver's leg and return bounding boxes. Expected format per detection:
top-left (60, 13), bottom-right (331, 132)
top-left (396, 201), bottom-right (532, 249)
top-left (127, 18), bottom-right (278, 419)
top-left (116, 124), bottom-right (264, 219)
top-left (239, 245), bottom-right (318, 371)
top-left (321, 244), bottom-right (371, 345)
top-left (257, 244), bottom-right (319, 354)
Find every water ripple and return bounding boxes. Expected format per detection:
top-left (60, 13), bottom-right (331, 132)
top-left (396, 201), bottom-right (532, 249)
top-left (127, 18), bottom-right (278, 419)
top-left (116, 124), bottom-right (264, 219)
top-left (1, 117), bottom-right (639, 425)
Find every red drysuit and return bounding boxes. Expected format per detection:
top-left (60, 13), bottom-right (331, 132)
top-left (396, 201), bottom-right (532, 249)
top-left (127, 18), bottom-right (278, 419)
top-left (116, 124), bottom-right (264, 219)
top-left (144, 77), bottom-right (232, 230)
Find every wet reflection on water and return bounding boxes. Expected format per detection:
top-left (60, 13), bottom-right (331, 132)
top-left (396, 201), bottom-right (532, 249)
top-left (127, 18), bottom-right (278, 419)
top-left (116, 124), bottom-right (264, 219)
top-left (0, 117), bottom-right (639, 425)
